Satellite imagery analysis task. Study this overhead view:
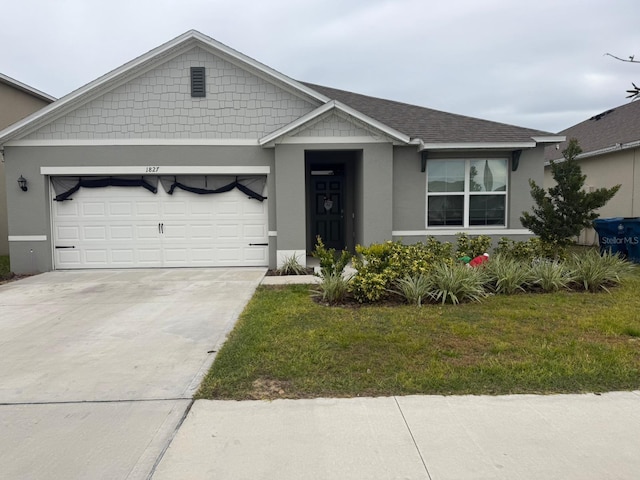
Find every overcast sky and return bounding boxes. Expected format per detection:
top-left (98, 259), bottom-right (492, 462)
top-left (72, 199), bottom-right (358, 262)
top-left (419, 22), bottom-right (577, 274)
top-left (2, 0), bottom-right (638, 133)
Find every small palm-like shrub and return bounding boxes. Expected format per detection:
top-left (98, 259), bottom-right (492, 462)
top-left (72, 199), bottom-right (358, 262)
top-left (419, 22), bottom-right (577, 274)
top-left (485, 254), bottom-right (532, 294)
top-left (313, 271), bottom-right (351, 305)
top-left (391, 274), bottom-right (431, 306)
top-left (427, 262), bottom-right (489, 305)
top-left (277, 254), bottom-right (307, 276)
top-left (569, 250), bottom-right (634, 292)
top-left (530, 259), bottom-right (572, 292)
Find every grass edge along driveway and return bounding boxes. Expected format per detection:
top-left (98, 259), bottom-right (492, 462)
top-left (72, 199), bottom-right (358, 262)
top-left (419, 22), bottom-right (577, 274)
top-left (197, 272), bottom-right (640, 400)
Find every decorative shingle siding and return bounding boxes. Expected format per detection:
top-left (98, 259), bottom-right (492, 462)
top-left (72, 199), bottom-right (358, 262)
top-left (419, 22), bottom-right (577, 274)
top-left (291, 113), bottom-right (379, 138)
top-left (26, 47), bottom-right (317, 140)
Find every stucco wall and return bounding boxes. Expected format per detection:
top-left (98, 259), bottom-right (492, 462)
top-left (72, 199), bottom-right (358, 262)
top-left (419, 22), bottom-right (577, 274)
top-left (544, 147), bottom-right (640, 245)
top-left (4, 145), bottom-right (275, 273)
top-left (25, 47), bottom-right (317, 140)
top-left (392, 145), bottom-right (544, 238)
top-left (0, 82), bottom-right (52, 256)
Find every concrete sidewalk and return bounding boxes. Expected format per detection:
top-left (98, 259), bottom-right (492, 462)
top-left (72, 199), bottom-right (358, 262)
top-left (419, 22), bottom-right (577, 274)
top-left (153, 391), bottom-right (640, 480)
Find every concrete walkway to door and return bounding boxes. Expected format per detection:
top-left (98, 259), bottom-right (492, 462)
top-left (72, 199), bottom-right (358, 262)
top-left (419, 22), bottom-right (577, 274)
top-left (0, 268), bottom-right (265, 479)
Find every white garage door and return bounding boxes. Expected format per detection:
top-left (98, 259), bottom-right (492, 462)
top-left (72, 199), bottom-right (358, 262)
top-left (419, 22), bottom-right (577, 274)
top-left (52, 185), bottom-right (268, 269)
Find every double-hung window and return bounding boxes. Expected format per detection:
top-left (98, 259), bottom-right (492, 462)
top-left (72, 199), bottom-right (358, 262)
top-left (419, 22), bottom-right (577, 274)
top-left (426, 158), bottom-right (508, 227)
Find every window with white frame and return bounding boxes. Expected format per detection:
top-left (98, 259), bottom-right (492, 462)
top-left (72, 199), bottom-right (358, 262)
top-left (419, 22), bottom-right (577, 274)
top-left (426, 158), bottom-right (508, 227)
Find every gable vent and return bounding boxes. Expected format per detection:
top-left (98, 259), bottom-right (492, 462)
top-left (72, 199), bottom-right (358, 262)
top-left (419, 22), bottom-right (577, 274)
top-left (190, 67), bottom-right (206, 97)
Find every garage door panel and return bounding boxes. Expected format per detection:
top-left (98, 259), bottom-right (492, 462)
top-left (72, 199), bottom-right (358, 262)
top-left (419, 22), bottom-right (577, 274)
top-left (84, 249), bottom-right (109, 265)
top-left (81, 202), bottom-right (107, 217)
top-left (109, 202), bottom-right (134, 217)
top-left (111, 249), bottom-right (135, 264)
top-left (56, 226), bottom-right (81, 241)
top-left (110, 225), bottom-right (135, 240)
top-left (56, 249), bottom-right (82, 266)
top-left (52, 184), bottom-right (268, 268)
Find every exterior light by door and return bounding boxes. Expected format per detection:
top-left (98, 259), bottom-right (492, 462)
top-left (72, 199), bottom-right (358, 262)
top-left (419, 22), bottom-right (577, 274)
top-left (18, 175), bottom-right (28, 192)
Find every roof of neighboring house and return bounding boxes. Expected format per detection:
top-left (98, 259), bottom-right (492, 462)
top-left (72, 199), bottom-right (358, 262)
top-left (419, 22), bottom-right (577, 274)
top-left (301, 82), bottom-right (555, 145)
top-left (545, 100), bottom-right (640, 162)
top-left (0, 72), bottom-right (56, 103)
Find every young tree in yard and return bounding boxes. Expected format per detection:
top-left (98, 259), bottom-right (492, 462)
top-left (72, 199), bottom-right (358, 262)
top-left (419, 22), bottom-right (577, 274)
top-left (520, 139), bottom-right (621, 247)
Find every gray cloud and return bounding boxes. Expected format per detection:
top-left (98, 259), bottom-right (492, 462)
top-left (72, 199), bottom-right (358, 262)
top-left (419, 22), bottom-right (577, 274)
top-left (1, 0), bottom-right (638, 133)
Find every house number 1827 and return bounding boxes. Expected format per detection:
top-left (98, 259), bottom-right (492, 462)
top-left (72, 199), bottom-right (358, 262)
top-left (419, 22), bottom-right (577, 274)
top-left (145, 166), bottom-right (160, 173)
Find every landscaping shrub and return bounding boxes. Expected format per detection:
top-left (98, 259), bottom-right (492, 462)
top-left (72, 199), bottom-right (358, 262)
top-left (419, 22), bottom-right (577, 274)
top-left (426, 261), bottom-right (489, 305)
top-left (485, 253), bottom-right (532, 294)
top-left (277, 253), bottom-right (307, 275)
top-left (456, 233), bottom-right (492, 259)
top-left (568, 249), bottom-right (634, 292)
top-left (391, 274), bottom-right (431, 306)
top-left (313, 271), bottom-right (351, 305)
top-left (494, 237), bottom-right (564, 261)
top-left (349, 240), bottom-right (453, 303)
top-left (312, 236), bottom-right (351, 278)
top-left (529, 259), bottom-right (572, 292)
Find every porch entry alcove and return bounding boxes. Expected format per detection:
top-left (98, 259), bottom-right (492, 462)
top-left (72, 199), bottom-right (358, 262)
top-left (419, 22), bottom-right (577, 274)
top-left (305, 150), bottom-right (358, 253)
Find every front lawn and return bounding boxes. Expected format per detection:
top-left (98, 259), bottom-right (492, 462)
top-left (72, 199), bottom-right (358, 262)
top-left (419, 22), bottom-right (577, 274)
top-left (197, 268), bottom-right (640, 400)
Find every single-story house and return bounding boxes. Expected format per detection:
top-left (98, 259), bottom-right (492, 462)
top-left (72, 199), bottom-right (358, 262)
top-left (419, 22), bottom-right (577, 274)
top-left (0, 73), bottom-right (55, 256)
top-left (0, 30), bottom-right (563, 274)
top-left (544, 100), bottom-right (640, 245)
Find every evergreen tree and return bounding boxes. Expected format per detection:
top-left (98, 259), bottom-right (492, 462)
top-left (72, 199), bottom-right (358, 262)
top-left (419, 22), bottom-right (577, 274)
top-left (520, 139), bottom-right (620, 247)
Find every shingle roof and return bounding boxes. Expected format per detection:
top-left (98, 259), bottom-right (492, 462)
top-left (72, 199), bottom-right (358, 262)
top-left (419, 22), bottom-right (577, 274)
top-left (301, 82), bottom-right (554, 144)
top-left (545, 100), bottom-right (640, 161)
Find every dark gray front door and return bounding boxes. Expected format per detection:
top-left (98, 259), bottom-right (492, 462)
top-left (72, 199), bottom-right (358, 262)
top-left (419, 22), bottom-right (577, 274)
top-left (311, 175), bottom-right (344, 250)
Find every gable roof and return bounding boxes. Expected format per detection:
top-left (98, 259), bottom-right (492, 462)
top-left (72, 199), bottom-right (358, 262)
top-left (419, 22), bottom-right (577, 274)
top-left (0, 72), bottom-right (56, 103)
top-left (0, 30), bottom-right (562, 149)
top-left (545, 100), bottom-right (640, 162)
top-left (259, 100), bottom-right (412, 146)
top-left (0, 30), bottom-right (327, 144)
top-left (302, 82), bottom-right (557, 147)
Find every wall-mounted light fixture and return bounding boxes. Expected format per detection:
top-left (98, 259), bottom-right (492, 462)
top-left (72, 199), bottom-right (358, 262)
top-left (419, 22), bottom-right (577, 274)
top-left (18, 175), bottom-right (28, 192)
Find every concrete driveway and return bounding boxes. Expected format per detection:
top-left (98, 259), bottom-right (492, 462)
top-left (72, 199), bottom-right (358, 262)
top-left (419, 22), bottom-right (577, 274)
top-left (0, 268), bottom-right (265, 479)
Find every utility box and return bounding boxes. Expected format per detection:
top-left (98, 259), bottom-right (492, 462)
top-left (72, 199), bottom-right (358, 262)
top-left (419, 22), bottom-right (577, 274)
top-left (593, 218), bottom-right (640, 263)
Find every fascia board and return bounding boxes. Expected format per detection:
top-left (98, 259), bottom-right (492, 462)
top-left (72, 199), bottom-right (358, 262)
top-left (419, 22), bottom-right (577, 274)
top-left (531, 135), bottom-right (566, 144)
top-left (420, 142), bottom-right (536, 150)
top-left (259, 101), bottom-right (411, 146)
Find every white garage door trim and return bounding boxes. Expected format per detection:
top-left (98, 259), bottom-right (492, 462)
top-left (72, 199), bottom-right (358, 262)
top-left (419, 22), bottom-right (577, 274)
top-left (51, 184), bottom-right (268, 269)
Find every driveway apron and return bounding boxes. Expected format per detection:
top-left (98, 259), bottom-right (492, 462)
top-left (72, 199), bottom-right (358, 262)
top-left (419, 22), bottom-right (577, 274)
top-left (0, 268), bottom-right (265, 479)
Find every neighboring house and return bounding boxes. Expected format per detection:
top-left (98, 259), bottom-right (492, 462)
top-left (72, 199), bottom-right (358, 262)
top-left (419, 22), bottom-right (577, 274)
top-left (0, 73), bottom-right (55, 256)
top-left (544, 100), bottom-right (640, 245)
top-left (0, 30), bottom-right (562, 274)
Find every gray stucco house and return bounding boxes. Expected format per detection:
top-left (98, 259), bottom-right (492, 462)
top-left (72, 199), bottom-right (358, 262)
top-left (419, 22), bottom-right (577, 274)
top-left (0, 30), bottom-right (563, 274)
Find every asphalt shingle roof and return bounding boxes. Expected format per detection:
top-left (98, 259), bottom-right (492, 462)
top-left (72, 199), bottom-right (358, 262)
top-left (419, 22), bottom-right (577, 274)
top-left (301, 82), bottom-right (554, 144)
top-left (545, 100), bottom-right (640, 161)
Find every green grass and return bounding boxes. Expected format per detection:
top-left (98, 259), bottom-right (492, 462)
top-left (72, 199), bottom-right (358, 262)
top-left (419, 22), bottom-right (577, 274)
top-left (196, 268), bottom-right (640, 400)
top-left (0, 256), bottom-right (11, 281)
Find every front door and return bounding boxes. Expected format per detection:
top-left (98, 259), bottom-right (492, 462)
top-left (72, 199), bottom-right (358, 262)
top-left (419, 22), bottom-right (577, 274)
top-left (311, 175), bottom-right (344, 250)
